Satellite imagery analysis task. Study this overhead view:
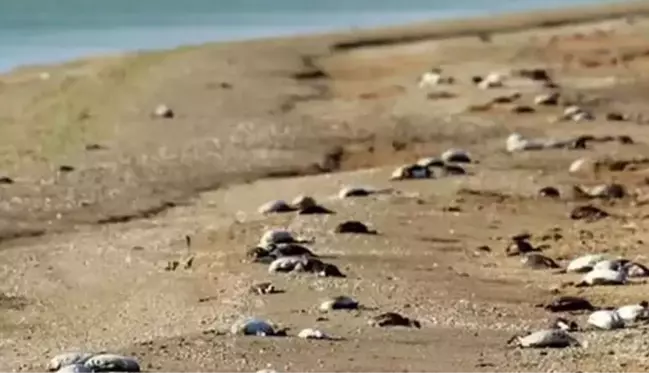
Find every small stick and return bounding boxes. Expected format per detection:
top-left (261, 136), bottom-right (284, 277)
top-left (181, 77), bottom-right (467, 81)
top-left (185, 235), bottom-right (192, 254)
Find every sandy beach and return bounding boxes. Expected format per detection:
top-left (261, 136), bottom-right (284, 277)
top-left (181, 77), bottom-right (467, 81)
top-left (3, 1), bottom-right (649, 371)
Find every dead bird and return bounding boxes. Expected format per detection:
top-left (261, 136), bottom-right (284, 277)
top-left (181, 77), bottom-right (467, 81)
top-left (505, 235), bottom-right (542, 257)
top-left (338, 186), bottom-right (393, 199)
top-left (572, 183), bottom-right (626, 200)
top-left (258, 229), bottom-right (313, 247)
top-left (247, 243), bottom-right (317, 263)
top-left (319, 296), bottom-right (360, 312)
top-left (298, 204), bottom-right (335, 215)
top-left (291, 195), bottom-right (335, 214)
top-left (538, 295), bottom-right (597, 313)
top-left (534, 92), bottom-right (560, 106)
top-left (550, 317), bottom-right (580, 331)
top-left (268, 243), bottom-right (318, 258)
top-left (440, 149), bottom-right (472, 164)
top-left (368, 312), bottom-right (421, 328)
top-left (230, 318), bottom-right (288, 337)
top-left (515, 67), bottom-right (552, 82)
top-left (258, 199), bottom-right (296, 214)
top-left (569, 205), bottom-right (609, 222)
top-left (440, 164), bottom-right (467, 176)
top-left (246, 246), bottom-right (274, 263)
top-left (521, 253), bottom-right (560, 269)
top-left (507, 328), bottom-right (580, 349)
top-left (538, 186), bottom-right (561, 198)
top-left (268, 256), bottom-right (345, 278)
top-left (249, 282), bottom-right (280, 295)
top-left (334, 220), bottom-right (378, 235)
top-left (390, 164), bottom-right (434, 181)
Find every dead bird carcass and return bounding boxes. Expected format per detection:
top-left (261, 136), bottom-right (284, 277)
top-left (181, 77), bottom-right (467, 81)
top-left (539, 295), bottom-right (597, 313)
top-left (230, 318), bottom-right (287, 336)
top-left (334, 220), bottom-right (378, 235)
top-left (268, 256), bottom-right (345, 277)
top-left (319, 296), bottom-right (359, 312)
top-left (521, 253), bottom-right (560, 269)
top-left (368, 312), bottom-right (421, 328)
top-left (508, 329), bottom-right (580, 348)
top-left (247, 242), bottom-right (318, 263)
top-left (390, 164), bottom-right (434, 181)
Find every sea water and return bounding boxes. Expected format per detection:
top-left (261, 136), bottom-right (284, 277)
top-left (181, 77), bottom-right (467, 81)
top-left (0, 0), bottom-right (626, 72)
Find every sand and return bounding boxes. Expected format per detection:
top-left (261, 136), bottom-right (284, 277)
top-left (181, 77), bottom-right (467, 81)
top-left (3, 1), bottom-right (649, 371)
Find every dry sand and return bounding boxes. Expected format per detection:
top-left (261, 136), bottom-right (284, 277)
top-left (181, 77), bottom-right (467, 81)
top-left (3, 1), bottom-right (649, 371)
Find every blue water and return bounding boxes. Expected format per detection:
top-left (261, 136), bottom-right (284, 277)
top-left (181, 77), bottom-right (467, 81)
top-left (0, 0), bottom-right (626, 72)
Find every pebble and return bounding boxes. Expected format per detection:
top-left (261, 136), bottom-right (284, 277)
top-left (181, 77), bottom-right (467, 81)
top-left (297, 328), bottom-right (331, 340)
top-left (569, 157), bottom-right (598, 174)
top-left (153, 104), bottom-right (174, 119)
top-left (534, 92), bottom-right (560, 106)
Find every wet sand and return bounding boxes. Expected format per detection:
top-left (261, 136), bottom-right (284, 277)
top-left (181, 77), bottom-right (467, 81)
top-left (3, 1), bottom-right (649, 371)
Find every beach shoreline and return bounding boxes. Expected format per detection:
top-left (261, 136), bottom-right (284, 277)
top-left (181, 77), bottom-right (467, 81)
top-left (0, 0), bottom-right (646, 243)
top-left (2, 1), bottom-right (649, 371)
top-left (2, 0), bottom-right (646, 75)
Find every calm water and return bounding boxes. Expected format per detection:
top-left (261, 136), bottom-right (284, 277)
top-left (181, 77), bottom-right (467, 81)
top-left (0, 0), bottom-right (625, 72)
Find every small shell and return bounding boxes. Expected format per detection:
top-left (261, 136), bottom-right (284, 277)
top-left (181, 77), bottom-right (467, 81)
top-left (298, 328), bottom-right (329, 340)
top-left (152, 104), bottom-right (174, 119)
top-left (587, 310), bottom-right (624, 330)
top-left (418, 72), bottom-right (443, 88)
top-left (569, 158), bottom-right (598, 174)
top-left (83, 354), bottom-right (140, 372)
top-left (47, 352), bottom-right (95, 372)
